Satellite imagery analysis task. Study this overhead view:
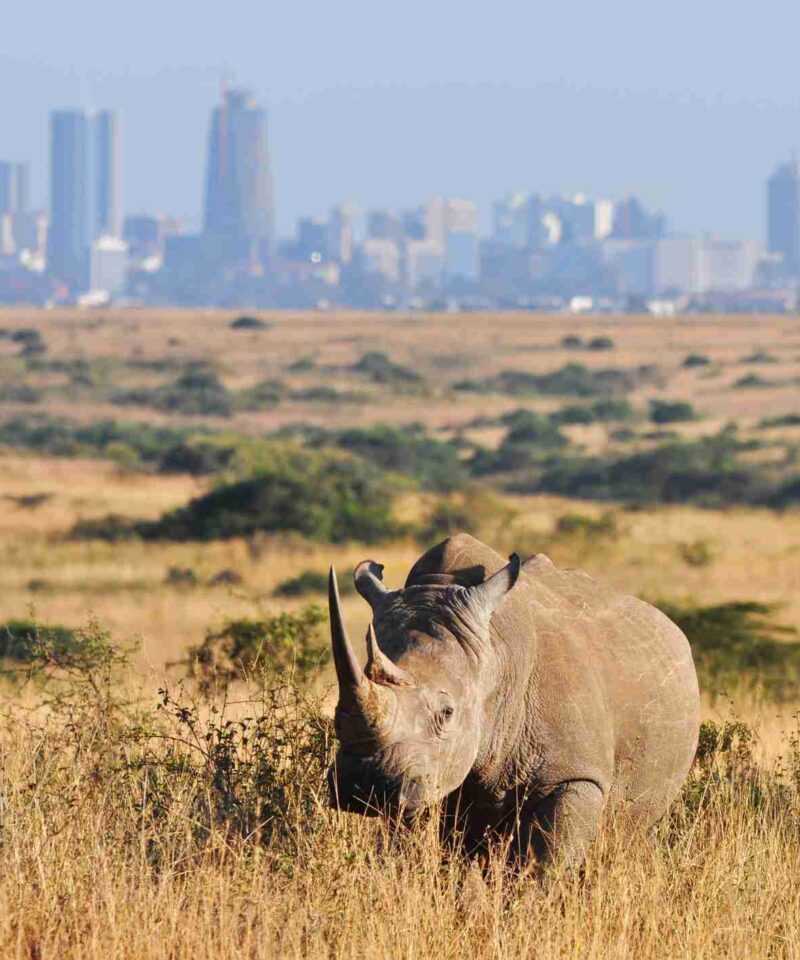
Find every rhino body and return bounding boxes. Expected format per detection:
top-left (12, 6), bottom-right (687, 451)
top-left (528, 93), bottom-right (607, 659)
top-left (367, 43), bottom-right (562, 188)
top-left (328, 534), bottom-right (700, 867)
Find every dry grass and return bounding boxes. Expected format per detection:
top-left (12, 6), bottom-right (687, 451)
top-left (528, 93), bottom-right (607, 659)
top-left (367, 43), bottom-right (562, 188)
top-left (0, 652), bottom-right (798, 960)
top-left (1, 308), bottom-right (799, 436)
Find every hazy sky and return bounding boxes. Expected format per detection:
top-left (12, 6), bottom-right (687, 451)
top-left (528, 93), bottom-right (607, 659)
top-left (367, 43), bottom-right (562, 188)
top-left (3, 0), bottom-right (800, 240)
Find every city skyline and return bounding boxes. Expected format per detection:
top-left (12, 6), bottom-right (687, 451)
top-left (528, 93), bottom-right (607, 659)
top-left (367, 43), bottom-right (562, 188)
top-left (2, 84), bottom-right (800, 311)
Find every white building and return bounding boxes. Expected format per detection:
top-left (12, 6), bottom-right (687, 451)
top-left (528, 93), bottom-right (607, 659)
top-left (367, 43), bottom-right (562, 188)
top-left (406, 239), bottom-right (445, 289)
top-left (90, 235), bottom-right (128, 299)
top-left (361, 238), bottom-right (401, 282)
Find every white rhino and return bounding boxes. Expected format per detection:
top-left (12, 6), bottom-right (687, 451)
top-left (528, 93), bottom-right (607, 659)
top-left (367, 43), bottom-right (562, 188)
top-left (327, 534), bottom-right (700, 868)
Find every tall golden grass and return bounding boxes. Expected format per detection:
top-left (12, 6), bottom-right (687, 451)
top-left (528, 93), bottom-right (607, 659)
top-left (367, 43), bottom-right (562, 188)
top-left (1, 646), bottom-right (798, 960)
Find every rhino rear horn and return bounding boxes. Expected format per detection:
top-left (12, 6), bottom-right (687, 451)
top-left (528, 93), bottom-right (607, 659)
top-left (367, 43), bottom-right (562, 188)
top-left (463, 553), bottom-right (521, 621)
top-left (354, 560), bottom-right (389, 610)
top-left (365, 623), bottom-right (415, 686)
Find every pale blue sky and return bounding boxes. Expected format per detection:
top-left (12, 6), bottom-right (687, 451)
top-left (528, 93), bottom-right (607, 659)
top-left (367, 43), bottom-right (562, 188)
top-left (2, 0), bottom-right (799, 239)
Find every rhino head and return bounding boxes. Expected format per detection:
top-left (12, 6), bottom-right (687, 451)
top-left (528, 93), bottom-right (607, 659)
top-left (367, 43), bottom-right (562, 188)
top-left (327, 552), bottom-right (520, 815)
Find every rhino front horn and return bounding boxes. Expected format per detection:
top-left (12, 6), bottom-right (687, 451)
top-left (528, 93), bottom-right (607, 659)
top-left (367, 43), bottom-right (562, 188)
top-left (328, 566), bottom-right (363, 702)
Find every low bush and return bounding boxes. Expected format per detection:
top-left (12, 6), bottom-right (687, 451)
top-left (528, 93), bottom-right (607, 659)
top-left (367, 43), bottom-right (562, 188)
top-left (517, 429), bottom-right (788, 508)
top-left (236, 379), bottom-right (285, 410)
top-left (184, 605), bottom-right (328, 692)
top-left (0, 619), bottom-right (76, 663)
top-left (230, 315), bottom-right (273, 331)
top-left (455, 363), bottom-right (659, 398)
top-left (128, 445), bottom-right (404, 543)
top-left (350, 351), bottom-right (422, 387)
top-left (759, 413), bottom-right (800, 429)
top-left (649, 399), bottom-right (697, 424)
top-left (553, 511), bottom-right (618, 541)
top-left (275, 569), bottom-right (354, 598)
top-left (0, 382), bottom-right (41, 403)
top-left (656, 600), bottom-right (800, 700)
top-left (287, 355), bottom-right (315, 371)
top-left (683, 353), bottom-right (712, 368)
top-left (329, 424), bottom-right (468, 493)
top-left (587, 336), bottom-right (615, 351)
top-left (550, 398), bottom-right (635, 425)
top-left (290, 386), bottom-right (363, 403)
top-left (742, 350), bottom-right (778, 364)
top-left (734, 374), bottom-right (773, 389)
top-left (114, 364), bottom-right (235, 417)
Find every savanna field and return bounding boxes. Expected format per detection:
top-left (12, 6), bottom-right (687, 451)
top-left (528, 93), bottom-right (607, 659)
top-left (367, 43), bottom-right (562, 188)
top-left (1, 308), bottom-right (800, 958)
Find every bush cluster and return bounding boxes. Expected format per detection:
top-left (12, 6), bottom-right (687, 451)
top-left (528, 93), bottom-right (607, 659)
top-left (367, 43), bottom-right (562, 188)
top-left (455, 362), bottom-right (660, 398)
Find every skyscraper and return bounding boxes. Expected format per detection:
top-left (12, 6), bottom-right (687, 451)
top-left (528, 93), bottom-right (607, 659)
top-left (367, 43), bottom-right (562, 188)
top-left (766, 161), bottom-right (800, 278)
top-left (95, 111), bottom-right (122, 238)
top-left (203, 86), bottom-right (274, 267)
top-left (0, 162), bottom-right (28, 217)
top-left (48, 110), bottom-right (91, 289)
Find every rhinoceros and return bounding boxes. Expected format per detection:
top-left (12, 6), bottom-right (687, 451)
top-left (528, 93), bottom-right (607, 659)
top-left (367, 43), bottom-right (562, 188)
top-left (327, 534), bottom-right (700, 868)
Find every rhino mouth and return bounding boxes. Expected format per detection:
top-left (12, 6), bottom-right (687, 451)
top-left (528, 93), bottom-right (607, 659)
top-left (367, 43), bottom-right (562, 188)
top-left (327, 751), bottom-right (425, 816)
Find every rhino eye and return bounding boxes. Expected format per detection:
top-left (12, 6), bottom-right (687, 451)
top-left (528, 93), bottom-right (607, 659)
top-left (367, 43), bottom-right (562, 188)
top-left (434, 702), bottom-right (455, 733)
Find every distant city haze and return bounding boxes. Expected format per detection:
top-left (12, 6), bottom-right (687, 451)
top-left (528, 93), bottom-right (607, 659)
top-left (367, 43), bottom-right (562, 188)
top-left (4, 0), bottom-right (800, 239)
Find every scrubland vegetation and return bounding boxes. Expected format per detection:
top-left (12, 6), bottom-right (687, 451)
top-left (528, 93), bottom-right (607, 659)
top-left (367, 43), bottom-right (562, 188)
top-left (2, 309), bottom-right (800, 957)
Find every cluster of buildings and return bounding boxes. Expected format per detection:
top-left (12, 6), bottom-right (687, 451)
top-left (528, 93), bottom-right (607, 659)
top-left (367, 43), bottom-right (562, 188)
top-left (2, 85), bottom-right (800, 313)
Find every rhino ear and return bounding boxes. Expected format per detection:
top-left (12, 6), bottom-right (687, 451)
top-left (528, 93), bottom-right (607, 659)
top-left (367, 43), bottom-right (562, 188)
top-left (462, 553), bottom-right (521, 622)
top-left (354, 560), bottom-right (389, 610)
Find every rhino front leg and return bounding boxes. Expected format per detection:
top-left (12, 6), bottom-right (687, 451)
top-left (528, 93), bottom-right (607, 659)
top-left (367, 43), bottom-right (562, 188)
top-left (524, 779), bottom-right (605, 872)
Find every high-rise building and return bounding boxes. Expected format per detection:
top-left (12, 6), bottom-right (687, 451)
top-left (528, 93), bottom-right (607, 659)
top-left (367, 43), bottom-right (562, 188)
top-left (766, 161), bottom-right (800, 277)
top-left (0, 161), bottom-right (30, 218)
top-left (48, 110), bottom-right (91, 289)
top-left (203, 86), bottom-right (274, 267)
top-left (95, 111), bottom-right (122, 238)
top-left (611, 196), bottom-right (666, 241)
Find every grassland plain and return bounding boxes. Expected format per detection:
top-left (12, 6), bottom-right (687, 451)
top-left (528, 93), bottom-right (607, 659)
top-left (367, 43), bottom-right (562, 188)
top-left (1, 309), bottom-right (800, 958)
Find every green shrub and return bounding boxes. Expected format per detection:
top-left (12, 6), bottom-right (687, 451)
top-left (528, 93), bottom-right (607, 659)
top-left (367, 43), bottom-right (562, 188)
top-left (743, 350), bottom-right (778, 364)
top-left (587, 336), bottom-right (615, 351)
top-left (683, 353), bottom-right (712, 368)
top-left (290, 386), bottom-right (363, 403)
top-left (275, 569), bottom-right (354, 598)
top-left (649, 399), bottom-right (697, 424)
top-left (656, 600), bottom-right (800, 699)
top-left (165, 567), bottom-right (198, 587)
top-left (502, 410), bottom-right (569, 446)
top-left (522, 430), bottom-right (780, 508)
top-left (230, 315), bottom-right (272, 330)
top-left (678, 539), bottom-right (715, 568)
top-left (0, 620), bottom-right (76, 663)
top-left (550, 399), bottom-right (635, 425)
top-left (184, 605), bottom-right (328, 692)
top-left (734, 374), bottom-right (772, 389)
top-left (759, 414), bottom-right (800, 429)
top-left (0, 382), bottom-right (41, 403)
top-left (350, 351), bottom-right (422, 387)
top-left (561, 335), bottom-right (583, 349)
top-left (129, 445), bottom-right (403, 543)
top-left (553, 511), bottom-right (618, 540)
top-left (114, 364), bottom-right (235, 417)
top-left (455, 363), bottom-right (658, 398)
top-left (236, 379), bottom-right (285, 410)
top-left (287, 355), bottom-right (315, 372)
top-left (330, 424), bottom-right (468, 493)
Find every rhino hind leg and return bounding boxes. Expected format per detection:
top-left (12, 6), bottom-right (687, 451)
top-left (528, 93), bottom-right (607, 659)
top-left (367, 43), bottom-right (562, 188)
top-left (522, 779), bottom-right (605, 872)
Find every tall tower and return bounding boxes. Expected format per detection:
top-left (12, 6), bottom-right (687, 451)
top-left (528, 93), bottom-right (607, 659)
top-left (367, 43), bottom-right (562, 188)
top-left (203, 85), bottom-right (274, 267)
top-left (48, 109), bottom-right (91, 289)
top-left (95, 110), bottom-right (122, 238)
top-left (766, 161), bottom-right (800, 278)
